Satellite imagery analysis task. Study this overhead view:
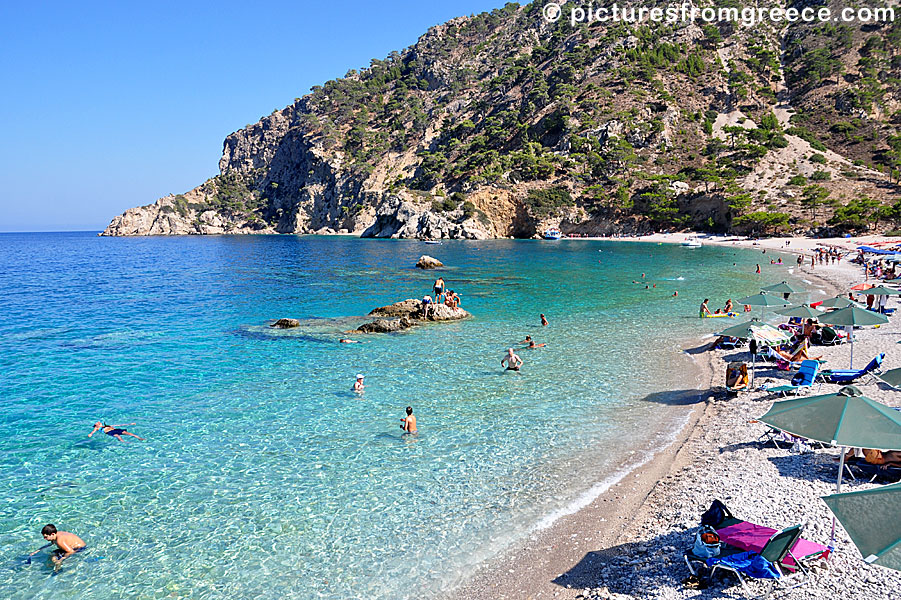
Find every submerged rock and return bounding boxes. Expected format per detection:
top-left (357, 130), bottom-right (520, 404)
top-left (416, 255), bottom-right (444, 269)
top-left (270, 318), bottom-right (301, 329)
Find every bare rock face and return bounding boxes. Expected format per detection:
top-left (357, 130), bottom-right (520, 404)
top-left (270, 318), bottom-right (301, 329)
top-left (416, 255), bottom-right (444, 269)
top-left (361, 197), bottom-right (491, 240)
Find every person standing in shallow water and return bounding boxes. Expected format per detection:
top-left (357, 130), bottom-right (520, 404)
top-left (501, 348), bottom-right (524, 371)
top-left (540, 313), bottom-right (548, 326)
top-left (400, 406), bottom-right (417, 433)
top-left (755, 264), bottom-right (761, 274)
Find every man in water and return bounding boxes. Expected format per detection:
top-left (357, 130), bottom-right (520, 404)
top-left (339, 338), bottom-right (360, 344)
top-left (527, 340), bottom-right (546, 349)
top-left (699, 299), bottom-right (711, 318)
top-left (501, 348), bottom-right (523, 371)
top-left (540, 314), bottom-right (549, 326)
top-left (39, 524), bottom-right (85, 565)
top-left (353, 374), bottom-right (365, 392)
top-left (88, 422), bottom-right (144, 442)
top-left (400, 406), bottom-right (417, 433)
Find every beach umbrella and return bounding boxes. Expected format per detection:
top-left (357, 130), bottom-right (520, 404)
top-left (819, 306), bottom-right (888, 367)
top-left (758, 386), bottom-right (901, 493)
top-left (818, 295), bottom-right (865, 309)
top-left (851, 283), bottom-right (874, 291)
top-left (878, 367), bottom-right (901, 389)
top-left (775, 304), bottom-right (824, 319)
top-left (822, 482), bottom-right (901, 571)
top-left (761, 281), bottom-right (805, 295)
top-left (865, 285), bottom-right (901, 296)
top-left (737, 292), bottom-right (791, 319)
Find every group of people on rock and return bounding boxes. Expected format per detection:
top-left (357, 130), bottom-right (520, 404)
top-left (421, 277), bottom-right (461, 317)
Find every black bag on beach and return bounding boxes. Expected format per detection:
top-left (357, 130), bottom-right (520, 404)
top-left (700, 499), bottom-right (733, 528)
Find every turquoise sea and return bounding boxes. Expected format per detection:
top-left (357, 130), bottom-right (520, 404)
top-left (0, 233), bottom-right (799, 599)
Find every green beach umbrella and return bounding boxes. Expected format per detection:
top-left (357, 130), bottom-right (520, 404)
top-left (737, 292), bottom-right (792, 308)
top-left (818, 306), bottom-right (888, 368)
top-left (716, 319), bottom-right (763, 339)
top-left (878, 367), bottom-right (901, 389)
top-left (758, 386), bottom-right (901, 492)
top-left (822, 482), bottom-right (901, 571)
top-left (737, 292), bottom-right (791, 320)
top-left (761, 281), bottom-right (805, 295)
top-left (775, 304), bottom-right (824, 319)
top-left (865, 285), bottom-right (901, 296)
top-left (819, 295), bottom-right (865, 309)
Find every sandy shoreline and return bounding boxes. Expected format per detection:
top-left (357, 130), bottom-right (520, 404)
top-left (449, 235), bottom-right (901, 600)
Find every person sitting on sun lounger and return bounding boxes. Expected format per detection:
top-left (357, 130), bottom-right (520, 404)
top-left (772, 339), bottom-right (821, 363)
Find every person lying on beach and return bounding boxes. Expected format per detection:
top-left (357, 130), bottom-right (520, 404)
top-left (39, 524), bottom-right (85, 565)
top-left (88, 422), bottom-right (144, 442)
top-left (772, 339), bottom-right (821, 363)
top-left (399, 406), bottom-right (417, 433)
top-left (353, 374), bottom-right (365, 392)
top-left (501, 348), bottom-right (523, 371)
top-left (863, 449), bottom-right (901, 468)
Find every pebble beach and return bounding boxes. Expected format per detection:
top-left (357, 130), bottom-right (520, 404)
top-left (452, 235), bottom-right (901, 600)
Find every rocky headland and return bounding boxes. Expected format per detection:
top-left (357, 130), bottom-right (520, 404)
top-left (102, 2), bottom-right (901, 240)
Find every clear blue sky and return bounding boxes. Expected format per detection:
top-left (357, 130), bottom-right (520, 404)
top-left (0, 0), bottom-right (510, 232)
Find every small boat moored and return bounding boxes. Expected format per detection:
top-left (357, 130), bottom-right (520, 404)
top-left (543, 228), bottom-right (562, 240)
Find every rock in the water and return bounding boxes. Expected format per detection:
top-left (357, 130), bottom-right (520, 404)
top-left (355, 317), bottom-right (416, 333)
top-left (270, 318), bottom-right (301, 329)
top-left (368, 299), bottom-right (470, 321)
top-left (416, 255), bottom-right (444, 269)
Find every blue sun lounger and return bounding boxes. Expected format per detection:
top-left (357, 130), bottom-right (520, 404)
top-left (766, 360), bottom-right (821, 396)
top-left (821, 353), bottom-right (884, 384)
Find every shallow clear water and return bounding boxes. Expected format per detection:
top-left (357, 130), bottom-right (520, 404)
top-left (0, 233), bottom-right (795, 599)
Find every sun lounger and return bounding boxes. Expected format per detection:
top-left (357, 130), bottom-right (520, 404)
top-left (844, 456), bottom-right (901, 483)
top-left (685, 502), bottom-right (830, 597)
top-left (765, 360), bottom-right (822, 396)
top-left (820, 353), bottom-right (884, 384)
top-left (817, 326), bottom-right (845, 346)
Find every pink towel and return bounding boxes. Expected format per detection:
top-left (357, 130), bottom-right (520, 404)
top-left (717, 522), bottom-right (829, 568)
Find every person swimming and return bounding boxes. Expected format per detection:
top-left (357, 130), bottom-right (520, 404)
top-left (353, 374), bottom-right (365, 392)
top-left (527, 340), bottom-right (546, 349)
top-left (88, 422), bottom-right (144, 442)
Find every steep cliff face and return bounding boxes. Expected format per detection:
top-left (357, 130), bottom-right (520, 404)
top-left (103, 1), bottom-right (901, 238)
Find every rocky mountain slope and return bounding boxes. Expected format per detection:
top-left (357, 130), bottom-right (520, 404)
top-left (103, 0), bottom-right (901, 238)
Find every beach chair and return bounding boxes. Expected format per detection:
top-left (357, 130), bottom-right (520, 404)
top-left (845, 457), bottom-right (901, 484)
top-left (703, 524), bottom-right (809, 597)
top-left (726, 362), bottom-right (749, 394)
top-left (820, 353), bottom-right (884, 384)
top-left (685, 503), bottom-right (829, 598)
top-left (765, 360), bottom-right (821, 396)
top-left (817, 326), bottom-right (844, 346)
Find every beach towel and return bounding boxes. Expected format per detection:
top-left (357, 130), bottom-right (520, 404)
top-left (705, 551), bottom-right (781, 579)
